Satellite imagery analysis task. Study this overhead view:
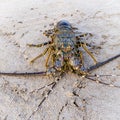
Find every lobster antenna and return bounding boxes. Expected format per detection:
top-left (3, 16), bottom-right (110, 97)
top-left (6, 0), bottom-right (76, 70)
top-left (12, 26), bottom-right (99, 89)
top-left (87, 53), bottom-right (120, 72)
top-left (0, 71), bottom-right (46, 76)
top-left (86, 74), bottom-right (120, 77)
top-left (85, 76), bottom-right (120, 88)
top-left (0, 53), bottom-right (119, 77)
top-left (86, 53), bottom-right (120, 77)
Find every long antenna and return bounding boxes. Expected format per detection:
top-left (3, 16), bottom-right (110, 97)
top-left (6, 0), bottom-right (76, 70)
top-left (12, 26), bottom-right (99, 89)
top-left (0, 53), bottom-right (119, 76)
top-left (87, 53), bottom-right (120, 72)
top-left (0, 71), bottom-right (46, 76)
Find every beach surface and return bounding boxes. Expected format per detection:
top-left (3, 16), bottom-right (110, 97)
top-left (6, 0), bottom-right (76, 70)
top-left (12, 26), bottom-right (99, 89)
top-left (0, 0), bottom-right (120, 120)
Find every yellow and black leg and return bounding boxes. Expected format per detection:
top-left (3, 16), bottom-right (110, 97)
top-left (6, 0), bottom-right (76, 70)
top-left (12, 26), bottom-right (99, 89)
top-left (30, 47), bottom-right (49, 63)
top-left (27, 41), bottom-right (52, 48)
top-left (79, 52), bottom-right (84, 66)
top-left (76, 33), bottom-right (93, 40)
top-left (45, 48), bottom-right (52, 69)
top-left (81, 42), bottom-right (97, 64)
top-left (43, 29), bottom-right (54, 38)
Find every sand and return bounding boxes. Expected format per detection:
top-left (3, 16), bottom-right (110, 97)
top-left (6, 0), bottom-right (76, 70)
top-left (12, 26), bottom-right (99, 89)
top-left (0, 0), bottom-right (120, 120)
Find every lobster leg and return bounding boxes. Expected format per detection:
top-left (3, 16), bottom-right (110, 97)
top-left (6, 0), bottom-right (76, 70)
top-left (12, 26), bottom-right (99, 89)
top-left (27, 41), bottom-right (52, 48)
top-left (30, 47), bottom-right (49, 63)
top-left (81, 42), bottom-right (97, 64)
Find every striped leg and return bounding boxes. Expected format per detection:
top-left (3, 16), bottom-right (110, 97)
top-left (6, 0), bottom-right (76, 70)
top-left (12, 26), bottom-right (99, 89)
top-left (45, 48), bottom-right (52, 68)
top-left (81, 42), bottom-right (97, 64)
top-left (75, 32), bottom-right (93, 40)
top-left (27, 41), bottom-right (52, 48)
top-left (30, 47), bottom-right (49, 63)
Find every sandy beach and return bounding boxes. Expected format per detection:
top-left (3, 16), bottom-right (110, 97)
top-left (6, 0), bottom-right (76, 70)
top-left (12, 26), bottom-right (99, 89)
top-left (0, 0), bottom-right (120, 120)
